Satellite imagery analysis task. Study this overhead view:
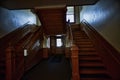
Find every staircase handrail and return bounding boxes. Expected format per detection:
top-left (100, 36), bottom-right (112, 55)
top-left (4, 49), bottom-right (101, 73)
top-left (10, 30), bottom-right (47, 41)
top-left (66, 20), bottom-right (73, 47)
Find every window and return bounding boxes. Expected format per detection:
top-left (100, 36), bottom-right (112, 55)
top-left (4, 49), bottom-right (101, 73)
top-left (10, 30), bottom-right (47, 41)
top-left (66, 6), bottom-right (75, 23)
top-left (56, 38), bottom-right (63, 47)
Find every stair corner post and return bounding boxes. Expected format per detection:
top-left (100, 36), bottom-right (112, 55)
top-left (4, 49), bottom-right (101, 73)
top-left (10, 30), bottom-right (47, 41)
top-left (5, 43), bottom-right (15, 80)
top-left (71, 44), bottom-right (80, 80)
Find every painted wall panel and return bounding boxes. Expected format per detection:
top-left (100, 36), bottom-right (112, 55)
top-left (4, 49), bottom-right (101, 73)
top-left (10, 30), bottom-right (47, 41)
top-left (80, 0), bottom-right (120, 52)
top-left (0, 7), bottom-right (36, 38)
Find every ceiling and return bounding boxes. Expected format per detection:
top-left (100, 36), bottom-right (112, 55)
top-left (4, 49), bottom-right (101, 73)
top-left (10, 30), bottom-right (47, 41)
top-left (0, 0), bottom-right (99, 9)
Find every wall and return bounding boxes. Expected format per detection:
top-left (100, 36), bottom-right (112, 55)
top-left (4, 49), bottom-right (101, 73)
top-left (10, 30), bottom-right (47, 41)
top-left (0, 7), bottom-right (36, 38)
top-left (80, 0), bottom-right (120, 52)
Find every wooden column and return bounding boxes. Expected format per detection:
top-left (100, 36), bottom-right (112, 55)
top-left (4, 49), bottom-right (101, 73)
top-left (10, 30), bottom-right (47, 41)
top-left (71, 44), bottom-right (80, 80)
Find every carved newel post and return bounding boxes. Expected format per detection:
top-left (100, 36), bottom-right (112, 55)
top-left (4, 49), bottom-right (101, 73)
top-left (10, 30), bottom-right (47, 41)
top-left (71, 44), bottom-right (80, 80)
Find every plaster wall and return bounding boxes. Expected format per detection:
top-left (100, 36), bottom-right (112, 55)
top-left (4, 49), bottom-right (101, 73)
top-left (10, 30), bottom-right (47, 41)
top-left (0, 7), bottom-right (36, 38)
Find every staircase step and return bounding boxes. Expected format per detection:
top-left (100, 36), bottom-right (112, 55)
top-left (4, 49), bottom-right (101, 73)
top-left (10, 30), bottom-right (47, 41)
top-left (74, 34), bottom-right (88, 37)
top-left (79, 52), bottom-right (98, 56)
top-left (79, 60), bottom-right (102, 63)
top-left (79, 47), bottom-right (96, 51)
top-left (78, 44), bottom-right (94, 48)
top-left (80, 66), bottom-right (106, 70)
top-left (80, 69), bottom-right (108, 74)
top-left (79, 50), bottom-right (96, 53)
top-left (76, 41), bottom-right (92, 43)
top-left (76, 41), bottom-right (93, 44)
top-left (74, 37), bottom-right (89, 39)
top-left (79, 57), bottom-right (101, 61)
top-left (80, 63), bottom-right (104, 67)
top-left (80, 73), bottom-right (111, 79)
top-left (81, 78), bottom-right (111, 80)
top-left (74, 36), bottom-right (88, 38)
top-left (79, 54), bottom-right (99, 57)
top-left (75, 39), bottom-right (92, 42)
top-left (73, 32), bottom-right (86, 34)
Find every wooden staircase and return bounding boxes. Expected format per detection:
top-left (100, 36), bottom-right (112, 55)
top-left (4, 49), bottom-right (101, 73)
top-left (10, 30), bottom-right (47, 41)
top-left (72, 28), bottom-right (112, 80)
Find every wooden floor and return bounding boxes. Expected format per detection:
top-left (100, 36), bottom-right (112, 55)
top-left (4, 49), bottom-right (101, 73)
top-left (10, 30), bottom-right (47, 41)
top-left (21, 54), bottom-right (71, 80)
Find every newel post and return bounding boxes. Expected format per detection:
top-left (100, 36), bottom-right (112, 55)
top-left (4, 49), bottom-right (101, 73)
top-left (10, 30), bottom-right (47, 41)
top-left (71, 44), bottom-right (80, 80)
top-left (5, 44), bottom-right (14, 80)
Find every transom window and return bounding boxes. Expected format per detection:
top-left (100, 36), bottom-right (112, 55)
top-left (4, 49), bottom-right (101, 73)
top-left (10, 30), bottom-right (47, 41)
top-left (66, 6), bottom-right (75, 23)
top-left (56, 38), bottom-right (63, 47)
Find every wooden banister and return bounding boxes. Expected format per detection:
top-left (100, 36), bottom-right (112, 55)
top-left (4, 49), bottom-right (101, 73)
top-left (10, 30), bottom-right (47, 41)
top-left (65, 21), bottom-right (73, 58)
top-left (65, 21), bottom-right (80, 80)
top-left (3, 24), bottom-right (44, 80)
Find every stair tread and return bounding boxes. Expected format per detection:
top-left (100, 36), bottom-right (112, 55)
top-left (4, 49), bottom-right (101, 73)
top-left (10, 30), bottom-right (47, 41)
top-left (80, 63), bottom-right (104, 67)
top-left (75, 39), bottom-right (91, 41)
top-left (80, 66), bottom-right (106, 70)
top-left (79, 55), bottom-right (99, 57)
top-left (76, 42), bottom-right (92, 44)
top-left (79, 48), bottom-right (96, 51)
top-left (80, 69), bottom-right (108, 74)
top-left (80, 73), bottom-right (111, 79)
top-left (74, 37), bottom-right (89, 39)
top-left (79, 50), bottom-right (96, 52)
top-left (78, 45), bottom-right (94, 48)
top-left (81, 78), bottom-right (111, 80)
top-left (74, 36), bottom-right (88, 38)
top-left (79, 59), bottom-right (102, 63)
top-left (79, 57), bottom-right (101, 60)
top-left (79, 52), bottom-right (98, 55)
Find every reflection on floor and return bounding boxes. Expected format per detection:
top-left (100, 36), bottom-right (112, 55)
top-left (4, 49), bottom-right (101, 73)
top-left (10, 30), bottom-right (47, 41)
top-left (21, 54), bottom-right (71, 80)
